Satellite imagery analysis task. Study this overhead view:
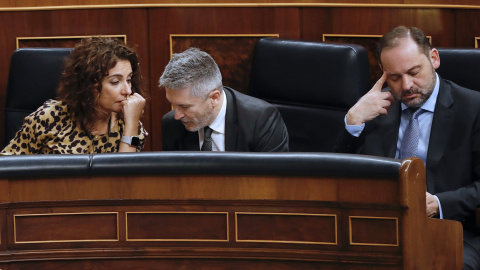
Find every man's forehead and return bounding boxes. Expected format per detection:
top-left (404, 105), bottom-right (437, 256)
top-left (166, 88), bottom-right (201, 104)
top-left (381, 38), bottom-right (422, 58)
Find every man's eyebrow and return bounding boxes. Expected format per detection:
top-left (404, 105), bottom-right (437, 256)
top-left (407, 65), bottom-right (421, 72)
top-left (386, 65), bottom-right (422, 76)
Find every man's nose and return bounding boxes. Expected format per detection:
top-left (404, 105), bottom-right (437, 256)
top-left (402, 76), bottom-right (413, 91)
top-left (173, 108), bottom-right (184, 120)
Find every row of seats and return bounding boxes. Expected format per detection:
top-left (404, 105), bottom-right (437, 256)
top-left (4, 38), bottom-right (480, 151)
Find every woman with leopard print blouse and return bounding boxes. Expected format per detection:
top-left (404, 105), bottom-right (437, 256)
top-left (1, 37), bottom-right (148, 154)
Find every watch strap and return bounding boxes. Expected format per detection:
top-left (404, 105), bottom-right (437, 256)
top-left (121, 136), bottom-right (140, 146)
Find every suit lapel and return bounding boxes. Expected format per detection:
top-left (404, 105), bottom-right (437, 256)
top-left (382, 102), bottom-right (401, 157)
top-left (426, 80), bottom-right (454, 192)
top-left (224, 87), bottom-right (237, 151)
top-left (184, 130), bottom-right (200, 151)
top-left (367, 101), bottom-right (401, 158)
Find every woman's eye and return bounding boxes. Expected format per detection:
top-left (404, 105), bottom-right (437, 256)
top-left (110, 81), bottom-right (119, 85)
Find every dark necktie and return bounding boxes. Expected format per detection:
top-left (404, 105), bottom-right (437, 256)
top-left (201, 126), bottom-right (213, 151)
top-left (399, 108), bottom-right (423, 159)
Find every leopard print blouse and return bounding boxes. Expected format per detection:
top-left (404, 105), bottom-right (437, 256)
top-left (1, 99), bottom-right (148, 155)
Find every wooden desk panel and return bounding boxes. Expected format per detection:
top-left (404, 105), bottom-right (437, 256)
top-left (0, 158), bottom-right (463, 269)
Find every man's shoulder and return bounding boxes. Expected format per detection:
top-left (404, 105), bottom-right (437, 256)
top-left (442, 79), bottom-right (480, 103)
top-left (162, 110), bottom-right (175, 121)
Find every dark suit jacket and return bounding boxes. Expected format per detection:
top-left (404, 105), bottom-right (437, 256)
top-left (335, 78), bottom-right (480, 252)
top-left (162, 87), bottom-right (289, 152)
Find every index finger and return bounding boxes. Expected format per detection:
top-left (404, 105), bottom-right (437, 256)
top-left (371, 72), bottom-right (388, 92)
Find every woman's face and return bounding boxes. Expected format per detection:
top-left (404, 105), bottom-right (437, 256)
top-left (97, 60), bottom-right (133, 114)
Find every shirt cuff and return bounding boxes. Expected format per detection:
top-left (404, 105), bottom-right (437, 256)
top-left (434, 195), bottom-right (443, 219)
top-left (344, 115), bottom-right (365, 137)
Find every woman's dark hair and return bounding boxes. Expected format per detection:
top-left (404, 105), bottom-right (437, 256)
top-left (57, 37), bottom-right (146, 132)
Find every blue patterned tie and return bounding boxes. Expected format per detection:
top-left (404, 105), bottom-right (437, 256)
top-left (399, 108), bottom-right (423, 159)
top-left (201, 126), bottom-right (213, 151)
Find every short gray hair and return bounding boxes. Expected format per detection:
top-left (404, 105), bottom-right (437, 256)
top-left (159, 47), bottom-right (223, 97)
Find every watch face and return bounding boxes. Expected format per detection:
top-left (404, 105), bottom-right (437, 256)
top-left (131, 136), bottom-right (140, 146)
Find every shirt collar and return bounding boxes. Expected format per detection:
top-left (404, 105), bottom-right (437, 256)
top-left (401, 72), bottom-right (440, 113)
top-left (208, 90), bottom-right (226, 135)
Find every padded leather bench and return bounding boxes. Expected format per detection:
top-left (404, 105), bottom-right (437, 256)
top-left (0, 152), bottom-right (400, 178)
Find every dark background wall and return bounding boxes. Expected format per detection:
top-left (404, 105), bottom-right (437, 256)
top-left (1, 2), bottom-right (479, 151)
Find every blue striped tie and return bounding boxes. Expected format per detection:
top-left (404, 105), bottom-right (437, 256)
top-left (399, 108), bottom-right (423, 159)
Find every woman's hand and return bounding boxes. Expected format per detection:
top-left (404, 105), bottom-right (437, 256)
top-left (121, 93), bottom-right (146, 136)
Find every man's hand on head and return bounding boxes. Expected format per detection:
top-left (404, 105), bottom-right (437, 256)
top-left (346, 72), bottom-right (394, 126)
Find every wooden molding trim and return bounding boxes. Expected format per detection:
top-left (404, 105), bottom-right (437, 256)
top-left (16, 35), bottom-right (127, 49)
top-left (2, 3), bottom-right (480, 12)
top-left (349, 216), bottom-right (399, 247)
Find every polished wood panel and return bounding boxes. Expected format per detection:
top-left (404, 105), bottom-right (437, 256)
top-left (0, 158), bottom-right (464, 269)
top-left (236, 213), bottom-right (337, 244)
top-left (455, 9), bottom-right (480, 48)
top-left (350, 216), bottom-right (398, 246)
top-left (126, 212), bottom-right (228, 241)
top-left (302, 7), bottom-right (456, 46)
top-left (14, 213), bottom-right (118, 243)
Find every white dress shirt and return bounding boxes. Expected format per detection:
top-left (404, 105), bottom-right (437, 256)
top-left (198, 90), bottom-right (227, 151)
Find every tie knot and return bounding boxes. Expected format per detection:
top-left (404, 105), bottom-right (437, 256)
top-left (409, 107), bottom-right (423, 119)
top-left (204, 126), bottom-right (213, 139)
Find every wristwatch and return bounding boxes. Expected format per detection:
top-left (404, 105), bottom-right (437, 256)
top-left (121, 136), bottom-right (140, 147)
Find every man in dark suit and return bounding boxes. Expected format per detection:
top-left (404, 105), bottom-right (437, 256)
top-left (335, 26), bottom-right (480, 269)
top-left (159, 47), bottom-right (288, 152)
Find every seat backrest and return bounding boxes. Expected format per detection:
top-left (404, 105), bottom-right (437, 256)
top-left (248, 38), bottom-right (371, 152)
top-left (436, 48), bottom-right (480, 92)
top-left (4, 48), bottom-right (72, 146)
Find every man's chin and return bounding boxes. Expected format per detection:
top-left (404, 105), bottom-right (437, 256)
top-left (402, 96), bottom-right (424, 108)
top-left (182, 123), bottom-right (200, 132)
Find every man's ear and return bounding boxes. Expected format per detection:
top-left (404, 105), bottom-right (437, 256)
top-left (430, 48), bottom-right (440, 69)
top-left (209, 89), bottom-right (221, 107)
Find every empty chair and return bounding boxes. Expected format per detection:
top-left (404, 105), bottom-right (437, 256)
top-left (4, 48), bottom-right (72, 146)
top-left (248, 38), bottom-right (371, 152)
top-left (437, 48), bottom-right (480, 92)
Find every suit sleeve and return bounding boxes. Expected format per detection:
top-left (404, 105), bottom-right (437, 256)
top-left (334, 123), bottom-right (367, 154)
top-left (254, 106), bottom-right (289, 152)
top-left (161, 113), bottom-right (174, 151)
top-left (435, 109), bottom-right (480, 221)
